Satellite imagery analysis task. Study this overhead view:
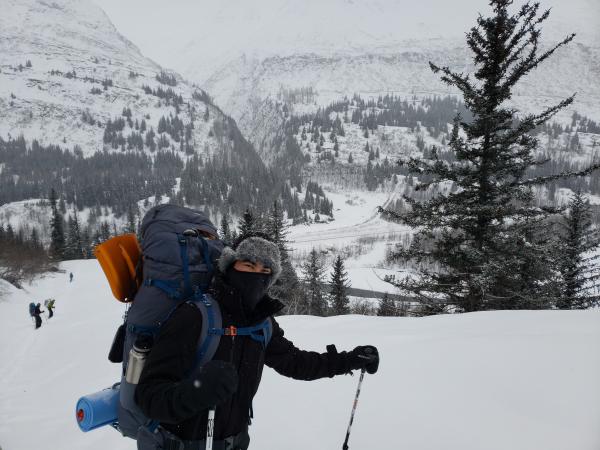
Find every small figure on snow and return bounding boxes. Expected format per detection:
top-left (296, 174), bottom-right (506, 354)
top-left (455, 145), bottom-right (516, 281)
top-left (33, 303), bottom-right (44, 329)
top-left (69, 272), bottom-right (73, 283)
top-left (46, 299), bottom-right (56, 319)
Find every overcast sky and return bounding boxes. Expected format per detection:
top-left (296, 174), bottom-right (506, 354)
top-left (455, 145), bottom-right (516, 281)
top-left (91, 0), bottom-right (599, 74)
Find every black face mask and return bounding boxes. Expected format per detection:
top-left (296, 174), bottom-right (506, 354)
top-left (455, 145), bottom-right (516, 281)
top-left (225, 268), bottom-right (271, 313)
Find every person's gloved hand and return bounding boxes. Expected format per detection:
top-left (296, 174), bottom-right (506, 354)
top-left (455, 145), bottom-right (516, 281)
top-left (349, 346), bottom-right (379, 374)
top-left (189, 360), bottom-right (238, 407)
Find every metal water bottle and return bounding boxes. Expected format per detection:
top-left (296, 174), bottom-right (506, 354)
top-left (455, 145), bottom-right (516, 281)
top-left (125, 336), bottom-right (152, 384)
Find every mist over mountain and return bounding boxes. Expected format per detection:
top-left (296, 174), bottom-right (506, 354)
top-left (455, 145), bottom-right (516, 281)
top-left (94, 0), bottom-right (600, 143)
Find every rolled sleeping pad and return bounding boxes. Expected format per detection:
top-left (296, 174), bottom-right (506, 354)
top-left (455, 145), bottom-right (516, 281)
top-left (76, 384), bottom-right (120, 432)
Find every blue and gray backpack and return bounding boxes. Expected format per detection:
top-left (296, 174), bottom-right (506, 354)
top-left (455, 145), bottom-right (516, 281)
top-left (112, 204), bottom-right (273, 448)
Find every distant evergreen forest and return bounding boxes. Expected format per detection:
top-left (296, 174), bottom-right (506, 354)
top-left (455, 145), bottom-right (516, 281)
top-left (289, 93), bottom-right (600, 138)
top-left (287, 94), bottom-right (474, 138)
top-left (286, 94), bottom-right (600, 199)
top-left (0, 120), bottom-right (329, 224)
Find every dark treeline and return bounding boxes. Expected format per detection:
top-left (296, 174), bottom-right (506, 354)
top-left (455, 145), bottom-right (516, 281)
top-left (288, 94), bottom-right (473, 138)
top-left (178, 117), bottom-right (326, 222)
top-left (0, 123), bottom-right (329, 227)
top-left (569, 112), bottom-right (600, 134)
top-left (0, 136), bottom-right (180, 217)
top-left (103, 107), bottom-right (194, 153)
top-left (155, 70), bottom-right (177, 87)
top-left (141, 84), bottom-right (184, 107)
top-left (0, 222), bottom-right (53, 287)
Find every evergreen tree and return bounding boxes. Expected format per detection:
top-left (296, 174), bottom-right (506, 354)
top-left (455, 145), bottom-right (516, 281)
top-left (220, 211), bottom-right (232, 244)
top-left (65, 210), bottom-right (83, 260)
top-left (302, 248), bottom-right (327, 316)
top-left (49, 188), bottom-right (65, 260)
top-left (30, 227), bottom-right (41, 250)
top-left (329, 255), bottom-right (350, 315)
top-left (264, 201), bottom-right (305, 311)
top-left (81, 227), bottom-right (92, 259)
top-left (125, 204), bottom-right (137, 234)
top-left (380, 1), bottom-right (599, 312)
top-left (237, 208), bottom-right (256, 236)
top-left (265, 200), bottom-right (289, 260)
top-left (557, 191), bottom-right (600, 309)
top-left (377, 293), bottom-right (396, 316)
top-left (98, 221), bottom-right (111, 243)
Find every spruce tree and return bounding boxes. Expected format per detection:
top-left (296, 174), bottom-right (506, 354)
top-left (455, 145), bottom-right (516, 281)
top-left (81, 227), bottom-right (92, 259)
top-left (125, 205), bottom-right (137, 234)
top-left (380, 0), bottom-right (600, 312)
top-left (302, 248), bottom-right (327, 316)
top-left (265, 200), bottom-right (289, 259)
top-left (237, 208), bottom-right (256, 236)
top-left (377, 293), bottom-right (396, 316)
top-left (30, 227), bottom-right (41, 251)
top-left (329, 255), bottom-right (350, 315)
top-left (265, 201), bottom-right (306, 314)
top-left (49, 188), bottom-right (65, 261)
top-left (69, 210), bottom-right (83, 259)
top-left (557, 191), bottom-right (600, 309)
top-left (220, 211), bottom-right (232, 244)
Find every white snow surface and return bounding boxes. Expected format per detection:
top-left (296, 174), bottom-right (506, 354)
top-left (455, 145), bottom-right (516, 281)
top-left (1, 260), bottom-right (600, 450)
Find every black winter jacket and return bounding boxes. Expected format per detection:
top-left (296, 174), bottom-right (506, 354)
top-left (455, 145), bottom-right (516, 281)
top-left (135, 276), bottom-right (354, 441)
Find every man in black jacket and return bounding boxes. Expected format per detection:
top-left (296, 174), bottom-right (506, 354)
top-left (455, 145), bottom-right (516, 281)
top-left (135, 235), bottom-right (379, 450)
top-left (33, 302), bottom-right (44, 329)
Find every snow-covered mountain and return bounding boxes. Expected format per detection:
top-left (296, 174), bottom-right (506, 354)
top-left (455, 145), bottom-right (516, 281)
top-left (0, 0), bottom-right (233, 157)
top-left (95, 0), bottom-right (600, 156)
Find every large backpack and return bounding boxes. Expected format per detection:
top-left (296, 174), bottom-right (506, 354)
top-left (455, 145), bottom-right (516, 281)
top-left (112, 204), bottom-right (273, 449)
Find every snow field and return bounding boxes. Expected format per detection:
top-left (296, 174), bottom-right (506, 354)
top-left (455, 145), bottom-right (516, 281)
top-left (0, 260), bottom-right (599, 450)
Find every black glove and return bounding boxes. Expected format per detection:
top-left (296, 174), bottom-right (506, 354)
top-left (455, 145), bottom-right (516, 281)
top-left (349, 346), bottom-right (379, 374)
top-left (189, 360), bottom-right (238, 408)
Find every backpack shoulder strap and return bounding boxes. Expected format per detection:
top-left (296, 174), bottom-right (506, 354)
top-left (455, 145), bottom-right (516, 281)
top-left (188, 293), bottom-right (222, 368)
top-left (211, 318), bottom-right (274, 348)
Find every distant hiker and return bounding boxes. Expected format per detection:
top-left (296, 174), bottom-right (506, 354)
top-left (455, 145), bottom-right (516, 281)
top-left (135, 233), bottom-right (380, 449)
top-left (28, 302), bottom-right (35, 320)
top-left (33, 303), bottom-right (44, 329)
top-left (47, 299), bottom-right (56, 318)
top-left (69, 272), bottom-right (73, 283)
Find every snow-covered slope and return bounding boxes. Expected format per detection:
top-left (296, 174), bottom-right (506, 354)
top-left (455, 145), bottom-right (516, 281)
top-left (95, 0), bottom-right (600, 151)
top-left (0, 0), bottom-right (226, 157)
top-left (1, 260), bottom-right (599, 450)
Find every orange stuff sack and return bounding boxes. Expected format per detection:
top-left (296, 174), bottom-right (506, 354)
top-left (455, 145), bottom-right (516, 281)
top-left (94, 234), bottom-right (141, 302)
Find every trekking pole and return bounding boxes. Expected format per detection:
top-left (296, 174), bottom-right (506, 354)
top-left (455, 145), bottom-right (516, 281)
top-left (205, 408), bottom-right (215, 450)
top-left (342, 368), bottom-right (366, 450)
top-left (206, 327), bottom-right (237, 450)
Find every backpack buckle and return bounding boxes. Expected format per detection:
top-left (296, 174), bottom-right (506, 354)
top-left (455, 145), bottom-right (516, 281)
top-left (224, 326), bottom-right (237, 336)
